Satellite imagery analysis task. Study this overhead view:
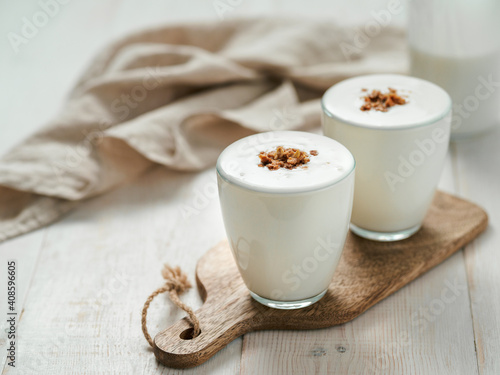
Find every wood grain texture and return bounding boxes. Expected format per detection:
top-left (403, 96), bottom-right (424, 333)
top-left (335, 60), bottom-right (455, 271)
top-left (1, 167), bottom-right (241, 375)
top-left (453, 129), bottom-right (500, 375)
top-left (154, 190), bottom-right (488, 369)
top-left (240, 250), bottom-right (480, 375)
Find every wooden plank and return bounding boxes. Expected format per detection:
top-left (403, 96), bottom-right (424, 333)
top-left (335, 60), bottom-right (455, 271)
top-left (241, 252), bottom-right (479, 375)
top-left (4, 167), bottom-right (241, 375)
top-left (0, 1), bottom-right (124, 372)
top-left (240, 152), bottom-right (480, 374)
top-left (453, 129), bottom-right (500, 375)
top-left (0, 231), bottom-right (47, 370)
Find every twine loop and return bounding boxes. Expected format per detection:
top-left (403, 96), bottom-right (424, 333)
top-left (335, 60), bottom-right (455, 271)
top-left (141, 265), bottom-right (200, 347)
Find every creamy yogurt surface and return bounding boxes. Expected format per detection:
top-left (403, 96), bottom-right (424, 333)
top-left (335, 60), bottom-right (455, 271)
top-left (322, 74), bottom-right (451, 129)
top-left (216, 131), bottom-right (355, 194)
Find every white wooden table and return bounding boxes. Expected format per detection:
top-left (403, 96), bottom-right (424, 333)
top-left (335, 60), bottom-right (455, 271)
top-left (0, 1), bottom-right (498, 374)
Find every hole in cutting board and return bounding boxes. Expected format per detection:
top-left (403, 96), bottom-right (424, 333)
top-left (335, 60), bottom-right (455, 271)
top-left (180, 328), bottom-right (200, 340)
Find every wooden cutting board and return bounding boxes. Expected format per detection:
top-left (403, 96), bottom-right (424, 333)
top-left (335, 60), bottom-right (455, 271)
top-left (153, 191), bottom-right (488, 368)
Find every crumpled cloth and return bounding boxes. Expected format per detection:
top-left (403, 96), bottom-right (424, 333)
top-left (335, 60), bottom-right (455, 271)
top-left (0, 18), bottom-right (406, 243)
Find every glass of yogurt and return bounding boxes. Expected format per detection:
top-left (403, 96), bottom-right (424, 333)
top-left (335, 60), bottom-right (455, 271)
top-left (322, 74), bottom-right (451, 242)
top-left (216, 131), bottom-right (355, 309)
top-left (408, 0), bottom-right (500, 139)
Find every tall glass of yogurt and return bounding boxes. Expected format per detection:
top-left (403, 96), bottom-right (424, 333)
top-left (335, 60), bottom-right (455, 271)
top-left (216, 131), bottom-right (355, 309)
top-left (408, 0), bottom-right (500, 139)
top-left (322, 74), bottom-right (451, 242)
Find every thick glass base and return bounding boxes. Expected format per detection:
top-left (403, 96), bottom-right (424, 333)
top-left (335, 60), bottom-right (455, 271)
top-left (350, 223), bottom-right (421, 242)
top-left (250, 289), bottom-right (327, 310)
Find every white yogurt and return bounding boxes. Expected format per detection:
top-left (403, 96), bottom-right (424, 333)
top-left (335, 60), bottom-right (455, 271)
top-left (322, 74), bottom-right (451, 241)
top-left (408, 0), bottom-right (500, 139)
top-left (410, 47), bottom-right (500, 139)
top-left (217, 131), bottom-right (355, 307)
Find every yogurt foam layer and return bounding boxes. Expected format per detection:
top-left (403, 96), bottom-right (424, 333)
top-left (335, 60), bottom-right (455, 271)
top-left (322, 74), bottom-right (451, 129)
top-left (216, 131), bottom-right (355, 193)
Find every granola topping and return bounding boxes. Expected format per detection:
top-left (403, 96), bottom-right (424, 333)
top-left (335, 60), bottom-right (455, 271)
top-left (360, 87), bottom-right (407, 112)
top-left (258, 147), bottom-right (318, 171)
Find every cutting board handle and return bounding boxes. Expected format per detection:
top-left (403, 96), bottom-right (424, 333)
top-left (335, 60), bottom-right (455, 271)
top-left (153, 297), bottom-right (256, 369)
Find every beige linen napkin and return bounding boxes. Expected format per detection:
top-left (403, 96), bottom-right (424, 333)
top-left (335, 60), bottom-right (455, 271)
top-left (0, 19), bottom-right (406, 243)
